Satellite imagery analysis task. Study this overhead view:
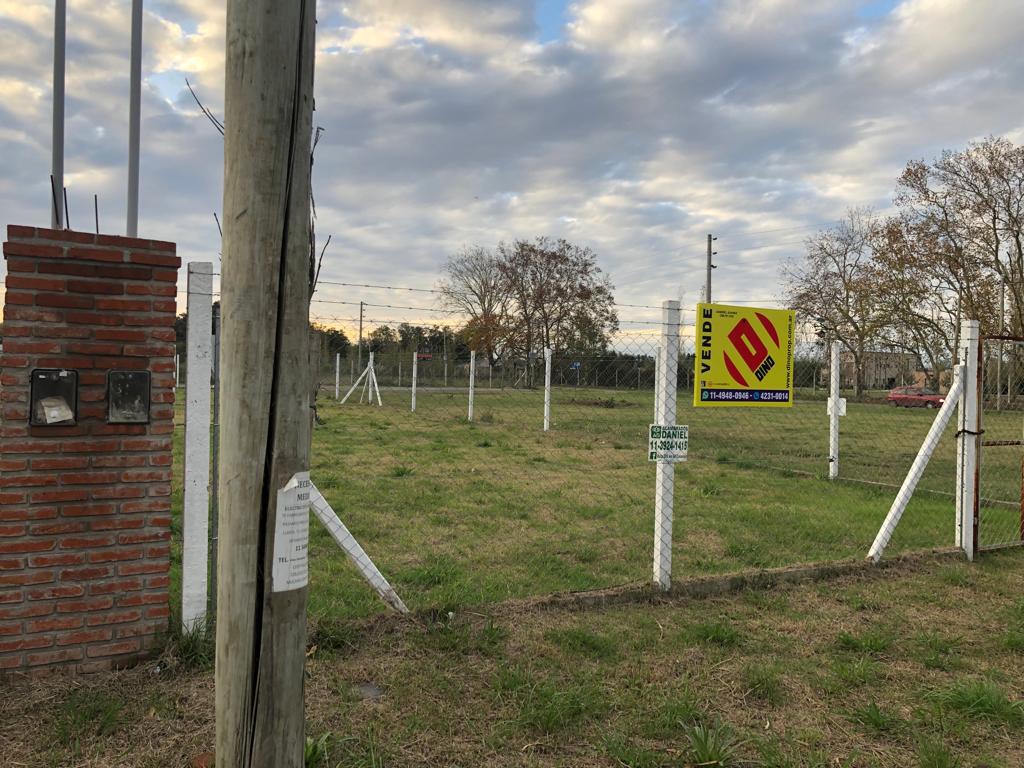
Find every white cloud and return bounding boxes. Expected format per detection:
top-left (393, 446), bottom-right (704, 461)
top-left (0, 0), bottom-right (1022, 324)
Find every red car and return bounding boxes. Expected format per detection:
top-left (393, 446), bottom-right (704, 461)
top-left (887, 386), bottom-right (945, 408)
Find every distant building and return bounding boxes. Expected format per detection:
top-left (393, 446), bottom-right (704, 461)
top-left (827, 350), bottom-right (920, 390)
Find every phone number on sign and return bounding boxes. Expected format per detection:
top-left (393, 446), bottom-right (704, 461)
top-left (701, 389), bottom-right (790, 402)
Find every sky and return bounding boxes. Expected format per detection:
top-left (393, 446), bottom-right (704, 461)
top-left (1, 0), bottom-right (1022, 335)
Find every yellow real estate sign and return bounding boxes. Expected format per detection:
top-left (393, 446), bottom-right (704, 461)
top-left (694, 303), bottom-right (795, 407)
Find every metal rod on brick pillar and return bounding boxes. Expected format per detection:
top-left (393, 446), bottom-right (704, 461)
top-left (653, 300), bottom-right (681, 591)
top-left (51, 0), bottom-right (65, 229)
top-left (126, 0), bottom-right (143, 237)
top-left (217, 0), bottom-right (316, 764)
top-left (182, 262), bottom-right (213, 632)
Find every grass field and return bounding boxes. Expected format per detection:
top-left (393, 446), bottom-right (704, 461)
top-left (317, 384), bottom-right (1024, 616)
top-left (7, 553), bottom-right (1024, 766)
top-left (166, 382), bottom-right (1024, 624)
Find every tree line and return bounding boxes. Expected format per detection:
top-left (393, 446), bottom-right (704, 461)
top-left (784, 136), bottom-right (1022, 395)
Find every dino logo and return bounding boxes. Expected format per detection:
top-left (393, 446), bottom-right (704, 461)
top-left (724, 313), bottom-right (779, 387)
top-left (694, 303), bottom-right (795, 408)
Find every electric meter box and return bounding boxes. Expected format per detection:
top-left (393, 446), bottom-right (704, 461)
top-left (29, 369), bottom-right (78, 426)
top-left (107, 370), bottom-right (151, 424)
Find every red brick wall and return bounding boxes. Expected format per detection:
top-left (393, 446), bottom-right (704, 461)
top-left (0, 225), bottom-right (179, 673)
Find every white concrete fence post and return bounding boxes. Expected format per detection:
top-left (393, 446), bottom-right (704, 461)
top-left (411, 349), bottom-right (418, 412)
top-left (182, 262), bottom-right (213, 631)
top-left (828, 340), bottom-right (841, 480)
top-left (956, 319), bottom-right (980, 561)
top-left (653, 300), bottom-right (681, 591)
top-left (543, 348), bottom-right (553, 431)
top-left (468, 351), bottom-right (476, 421)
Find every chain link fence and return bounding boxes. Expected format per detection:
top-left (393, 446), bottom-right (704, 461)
top-left (289, 304), bottom-right (969, 621)
top-left (170, 273), bottom-right (984, 625)
top-left (979, 338), bottom-right (1024, 550)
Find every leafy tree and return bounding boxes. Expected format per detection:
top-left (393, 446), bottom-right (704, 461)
top-left (497, 237), bottom-right (618, 359)
top-left (367, 325), bottom-right (397, 353)
top-left (312, 323), bottom-right (350, 358)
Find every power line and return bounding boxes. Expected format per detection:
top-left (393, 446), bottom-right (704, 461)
top-left (310, 298), bottom-right (457, 314)
top-left (316, 280), bottom-right (440, 293)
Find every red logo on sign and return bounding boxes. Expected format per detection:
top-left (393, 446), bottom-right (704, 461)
top-left (723, 313), bottom-right (780, 387)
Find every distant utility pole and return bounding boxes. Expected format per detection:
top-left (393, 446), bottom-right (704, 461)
top-left (51, 0), bottom-right (65, 229)
top-left (357, 300), bottom-right (364, 371)
top-left (126, 0), bottom-right (143, 237)
top-left (705, 234), bottom-right (717, 304)
top-left (217, 0), bottom-right (316, 765)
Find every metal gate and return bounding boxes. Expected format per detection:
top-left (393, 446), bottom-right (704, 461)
top-left (978, 336), bottom-right (1024, 551)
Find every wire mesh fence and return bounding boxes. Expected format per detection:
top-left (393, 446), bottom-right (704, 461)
top-left (169, 270), bottom-right (986, 624)
top-left (290, 307), bottom-right (967, 620)
top-left (979, 338), bottom-right (1024, 550)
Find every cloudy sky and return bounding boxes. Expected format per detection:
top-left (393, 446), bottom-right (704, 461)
top-left (1, 0), bottom-right (1022, 333)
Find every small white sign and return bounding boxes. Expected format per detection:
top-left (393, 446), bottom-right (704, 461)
top-left (272, 471), bottom-right (311, 593)
top-left (827, 397), bottom-right (847, 417)
top-left (649, 424), bottom-right (688, 462)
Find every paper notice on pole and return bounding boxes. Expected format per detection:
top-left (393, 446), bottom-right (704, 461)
top-left (272, 471), bottom-right (311, 593)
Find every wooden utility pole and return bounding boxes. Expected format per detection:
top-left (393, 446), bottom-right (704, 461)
top-left (217, 1), bottom-right (316, 766)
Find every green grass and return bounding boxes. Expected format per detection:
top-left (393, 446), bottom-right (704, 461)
top-left (742, 661), bottom-right (786, 705)
top-left (51, 689), bottom-right (125, 754)
top-left (166, 381), bottom-right (1024, 625)
top-left (835, 628), bottom-right (894, 655)
top-left (847, 701), bottom-right (900, 733)
top-left (931, 679), bottom-right (1024, 723)
top-left (682, 620), bottom-right (742, 647)
top-left (10, 554), bottom-right (1024, 766)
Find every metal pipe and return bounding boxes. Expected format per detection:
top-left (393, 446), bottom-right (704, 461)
top-left (127, 0), bottom-right (143, 236)
top-left (51, 0), bottom-right (65, 229)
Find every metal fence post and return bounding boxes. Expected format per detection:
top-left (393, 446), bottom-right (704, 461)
top-left (468, 350), bottom-right (476, 421)
top-left (209, 303), bottom-right (221, 618)
top-left (182, 262), bottom-right (213, 631)
top-left (334, 352), bottom-right (340, 399)
top-left (829, 340), bottom-right (841, 480)
top-left (543, 348), bottom-right (553, 431)
top-left (653, 300), bottom-right (681, 591)
top-left (411, 349), bottom-right (418, 412)
top-left (956, 319), bottom-right (980, 560)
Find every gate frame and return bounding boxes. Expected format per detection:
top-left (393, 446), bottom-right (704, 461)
top-left (977, 333), bottom-right (1024, 554)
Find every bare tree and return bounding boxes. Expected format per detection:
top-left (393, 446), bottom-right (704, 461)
top-left (438, 246), bottom-right (511, 365)
top-left (783, 209), bottom-right (887, 396)
top-left (872, 215), bottom-right (998, 387)
top-left (897, 137), bottom-right (1022, 333)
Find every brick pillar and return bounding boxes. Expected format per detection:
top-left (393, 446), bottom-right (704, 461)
top-left (1, 225), bottom-right (179, 673)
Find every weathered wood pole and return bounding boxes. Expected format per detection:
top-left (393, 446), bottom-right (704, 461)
top-left (216, 0), bottom-right (316, 765)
